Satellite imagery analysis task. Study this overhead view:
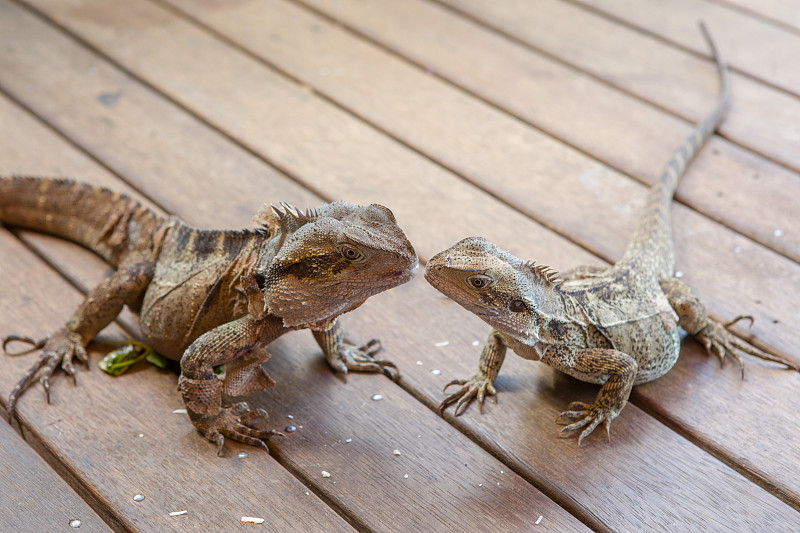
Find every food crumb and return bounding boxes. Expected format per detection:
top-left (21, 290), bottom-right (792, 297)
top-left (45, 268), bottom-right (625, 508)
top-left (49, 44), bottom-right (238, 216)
top-left (69, 519), bottom-right (82, 528)
top-left (345, 438), bottom-right (353, 443)
top-left (322, 471), bottom-right (331, 478)
top-left (169, 511), bottom-right (187, 517)
top-left (434, 340), bottom-right (450, 347)
top-left (241, 517), bottom-right (265, 524)
top-left (172, 408), bottom-right (187, 414)
top-left (393, 449), bottom-right (401, 456)
top-left (536, 516), bottom-right (543, 525)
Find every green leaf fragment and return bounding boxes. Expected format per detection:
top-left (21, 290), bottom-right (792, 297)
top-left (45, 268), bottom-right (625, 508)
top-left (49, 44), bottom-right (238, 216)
top-left (145, 351), bottom-right (169, 369)
top-left (98, 340), bottom-right (167, 376)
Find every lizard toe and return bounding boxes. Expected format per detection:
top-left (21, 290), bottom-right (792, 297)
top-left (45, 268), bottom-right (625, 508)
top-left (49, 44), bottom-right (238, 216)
top-left (190, 403), bottom-right (283, 456)
top-left (557, 401), bottom-right (615, 445)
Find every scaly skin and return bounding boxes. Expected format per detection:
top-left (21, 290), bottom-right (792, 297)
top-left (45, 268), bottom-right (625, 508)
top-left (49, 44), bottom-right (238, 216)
top-left (0, 177), bottom-right (417, 455)
top-left (425, 25), bottom-right (800, 445)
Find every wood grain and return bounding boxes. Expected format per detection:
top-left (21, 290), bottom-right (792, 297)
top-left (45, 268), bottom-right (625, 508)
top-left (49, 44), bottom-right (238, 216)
top-left (289, 0), bottom-right (800, 262)
top-left (2, 0), bottom-right (800, 530)
top-left (340, 276), bottom-right (800, 531)
top-left (0, 418), bottom-right (112, 532)
top-left (716, 0), bottom-right (800, 33)
top-left (430, 0), bottom-right (800, 172)
top-left (0, 2), bottom-right (585, 530)
top-left (571, 0), bottom-right (800, 96)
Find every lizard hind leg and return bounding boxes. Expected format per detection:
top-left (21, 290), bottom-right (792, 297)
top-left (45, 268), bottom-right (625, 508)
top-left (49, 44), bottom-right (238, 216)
top-left (659, 277), bottom-right (800, 379)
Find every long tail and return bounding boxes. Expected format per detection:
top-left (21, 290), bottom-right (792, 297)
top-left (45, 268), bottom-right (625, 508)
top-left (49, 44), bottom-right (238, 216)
top-left (619, 22), bottom-right (730, 276)
top-left (0, 176), bottom-right (166, 268)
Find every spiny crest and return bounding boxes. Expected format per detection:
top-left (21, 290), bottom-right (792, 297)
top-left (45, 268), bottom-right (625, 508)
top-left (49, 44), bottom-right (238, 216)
top-left (523, 260), bottom-right (562, 286)
top-left (252, 201), bottom-right (319, 237)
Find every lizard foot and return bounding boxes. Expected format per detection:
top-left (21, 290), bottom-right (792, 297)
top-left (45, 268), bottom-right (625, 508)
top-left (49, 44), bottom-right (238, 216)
top-left (438, 372), bottom-right (497, 416)
top-left (188, 402), bottom-right (285, 457)
top-left (327, 338), bottom-right (399, 381)
top-left (4, 329), bottom-right (88, 422)
top-left (697, 319), bottom-right (800, 380)
top-left (556, 401), bottom-right (613, 446)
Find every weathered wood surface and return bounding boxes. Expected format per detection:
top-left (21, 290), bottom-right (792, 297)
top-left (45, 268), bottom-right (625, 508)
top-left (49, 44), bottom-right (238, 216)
top-left (1, 0), bottom-right (799, 531)
top-left (0, 418), bottom-right (112, 532)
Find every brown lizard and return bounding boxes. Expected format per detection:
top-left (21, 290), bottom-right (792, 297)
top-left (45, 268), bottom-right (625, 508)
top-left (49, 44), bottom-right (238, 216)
top-left (424, 25), bottom-right (799, 444)
top-left (0, 177), bottom-right (417, 454)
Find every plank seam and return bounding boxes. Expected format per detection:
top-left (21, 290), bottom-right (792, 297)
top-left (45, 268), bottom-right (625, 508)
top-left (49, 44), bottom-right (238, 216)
top-left (421, 0), bottom-right (800, 175)
top-left (631, 388), bottom-right (800, 513)
top-left (706, 0), bottom-right (800, 38)
top-left (560, 0), bottom-right (800, 99)
top-left (285, 0), bottom-right (800, 262)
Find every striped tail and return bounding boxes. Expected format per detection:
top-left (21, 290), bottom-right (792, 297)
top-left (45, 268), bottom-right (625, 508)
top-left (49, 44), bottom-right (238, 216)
top-left (619, 22), bottom-right (730, 276)
top-left (0, 176), bottom-right (166, 268)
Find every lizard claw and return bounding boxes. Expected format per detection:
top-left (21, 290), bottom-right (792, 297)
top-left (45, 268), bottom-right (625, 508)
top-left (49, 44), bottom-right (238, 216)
top-left (438, 372), bottom-right (497, 416)
top-left (697, 319), bottom-right (800, 380)
top-left (327, 339), bottom-right (399, 381)
top-left (188, 402), bottom-right (284, 457)
top-left (556, 401), bottom-right (613, 446)
top-left (4, 329), bottom-right (88, 422)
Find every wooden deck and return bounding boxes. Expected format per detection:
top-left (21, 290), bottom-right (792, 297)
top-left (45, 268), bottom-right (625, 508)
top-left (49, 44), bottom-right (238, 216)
top-left (1, 0), bottom-right (799, 531)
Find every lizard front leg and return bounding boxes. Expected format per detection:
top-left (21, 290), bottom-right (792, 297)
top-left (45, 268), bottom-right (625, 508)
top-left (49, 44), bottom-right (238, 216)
top-left (178, 315), bottom-right (285, 456)
top-left (5, 259), bottom-right (154, 421)
top-left (660, 277), bottom-right (799, 377)
top-left (312, 318), bottom-right (398, 381)
top-left (439, 330), bottom-right (507, 416)
top-left (551, 346), bottom-right (638, 445)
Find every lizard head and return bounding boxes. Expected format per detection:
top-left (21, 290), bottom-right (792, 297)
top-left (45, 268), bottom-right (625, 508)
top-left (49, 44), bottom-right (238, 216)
top-left (425, 237), bottom-right (561, 345)
top-left (251, 201), bottom-right (418, 328)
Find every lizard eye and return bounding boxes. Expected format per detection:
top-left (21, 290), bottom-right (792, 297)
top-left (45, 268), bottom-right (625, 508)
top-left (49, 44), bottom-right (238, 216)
top-left (339, 244), bottom-right (365, 262)
top-left (466, 274), bottom-right (493, 289)
top-left (508, 299), bottom-right (527, 313)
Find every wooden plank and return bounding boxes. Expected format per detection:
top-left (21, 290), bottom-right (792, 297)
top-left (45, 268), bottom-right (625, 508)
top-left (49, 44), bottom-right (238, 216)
top-left (282, 0), bottom-right (800, 508)
top-left (12, 0), bottom-right (799, 364)
top-left (0, 4), bottom-right (586, 531)
top-left (713, 0), bottom-right (800, 33)
top-left (4, 1), bottom-right (793, 527)
top-left (5, 0), bottom-right (597, 267)
top-left (0, 418), bottom-right (112, 532)
top-left (571, 0), bottom-right (800, 96)
top-left (0, 228), bottom-right (357, 533)
top-left (430, 0), bottom-right (800, 173)
top-left (4, 0), bottom-right (800, 530)
top-left (285, 0), bottom-right (800, 263)
top-left (342, 279), bottom-right (800, 531)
